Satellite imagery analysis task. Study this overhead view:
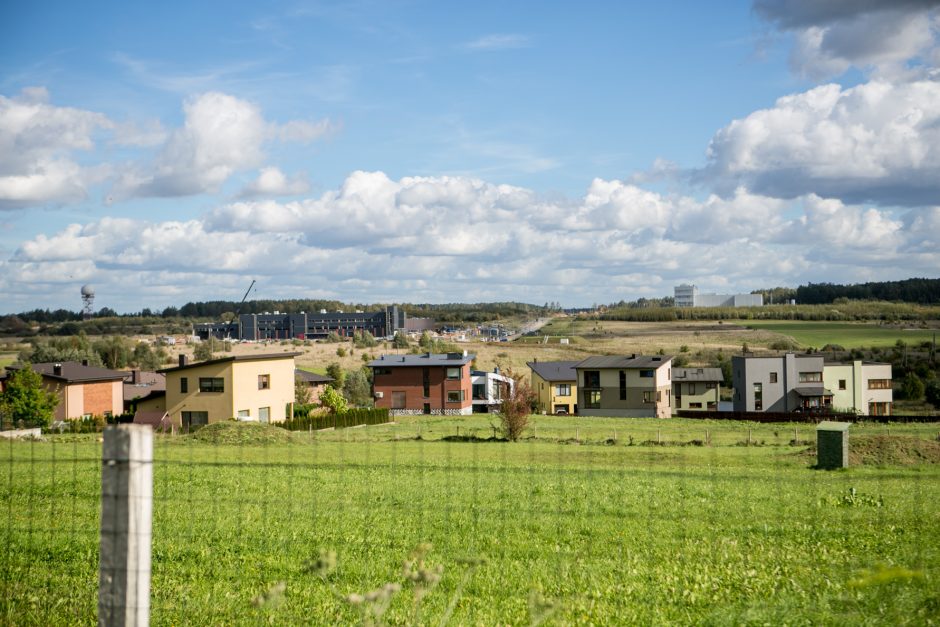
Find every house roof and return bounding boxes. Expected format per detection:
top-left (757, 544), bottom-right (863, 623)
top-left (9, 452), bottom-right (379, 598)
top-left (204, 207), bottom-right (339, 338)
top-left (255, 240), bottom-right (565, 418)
top-left (527, 360), bottom-right (580, 382)
top-left (123, 370), bottom-right (166, 401)
top-left (368, 352), bottom-right (474, 368)
top-left (158, 352), bottom-right (301, 373)
top-left (794, 386), bottom-right (833, 397)
top-left (5, 361), bottom-right (126, 384)
top-left (294, 369), bottom-right (334, 384)
top-left (575, 355), bottom-right (672, 369)
top-left (672, 367), bottom-right (724, 382)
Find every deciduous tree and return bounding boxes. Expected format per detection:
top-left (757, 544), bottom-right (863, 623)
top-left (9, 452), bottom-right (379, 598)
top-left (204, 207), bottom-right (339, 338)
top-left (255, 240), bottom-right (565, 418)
top-left (0, 364), bottom-right (59, 429)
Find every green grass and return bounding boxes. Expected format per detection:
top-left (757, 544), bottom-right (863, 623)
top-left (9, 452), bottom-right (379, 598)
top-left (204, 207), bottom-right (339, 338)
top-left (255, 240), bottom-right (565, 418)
top-left (739, 320), bottom-right (939, 349)
top-left (2, 417), bottom-right (938, 625)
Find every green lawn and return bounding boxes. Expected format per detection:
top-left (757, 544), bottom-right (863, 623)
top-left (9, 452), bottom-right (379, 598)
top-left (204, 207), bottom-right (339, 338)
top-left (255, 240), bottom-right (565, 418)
top-left (2, 417), bottom-right (938, 625)
top-left (739, 320), bottom-right (938, 349)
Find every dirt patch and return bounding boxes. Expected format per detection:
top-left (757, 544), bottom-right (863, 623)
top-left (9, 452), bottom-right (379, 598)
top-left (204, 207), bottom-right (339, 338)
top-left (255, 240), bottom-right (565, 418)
top-left (799, 435), bottom-right (940, 466)
top-left (189, 421), bottom-right (294, 445)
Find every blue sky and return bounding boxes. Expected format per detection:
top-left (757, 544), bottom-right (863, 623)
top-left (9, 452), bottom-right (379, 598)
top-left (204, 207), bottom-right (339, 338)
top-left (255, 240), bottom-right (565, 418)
top-left (1, 0), bottom-right (939, 313)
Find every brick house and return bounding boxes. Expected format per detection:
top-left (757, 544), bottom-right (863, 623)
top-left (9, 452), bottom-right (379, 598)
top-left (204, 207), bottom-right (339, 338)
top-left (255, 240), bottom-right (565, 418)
top-left (369, 352), bottom-right (474, 416)
top-left (2, 361), bottom-right (125, 421)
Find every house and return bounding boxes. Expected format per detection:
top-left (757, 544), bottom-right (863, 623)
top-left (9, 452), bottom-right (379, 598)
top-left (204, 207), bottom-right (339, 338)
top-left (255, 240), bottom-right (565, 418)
top-left (368, 352), bottom-right (474, 416)
top-left (194, 306), bottom-right (407, 341)
top-left (294, 369), bottom-right (334, 405)
top-left (575, 355), bottom-right (673, 418)
top-left (822, 360), bottom-right (893, 416)
top-left (1, 361), bottom-right (125, 421)
top-left (123, 370), bottom-right (166, 414)
top-left (732, 353), bottom-right (833, 412)
top-left (470, 368), bottom-right (514, 413)
top-left (159, 353), bottom-right (299, 429)
top-left (672, 367), bottom-right (723, 411)
top-left (527, 360), bottom-right (580, 415)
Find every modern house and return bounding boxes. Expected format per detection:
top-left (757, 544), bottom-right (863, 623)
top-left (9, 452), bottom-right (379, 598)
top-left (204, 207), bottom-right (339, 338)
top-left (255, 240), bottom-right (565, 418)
top-left (575, 355), bottom-right (673, 418)
top-left (470, 368), bottom-right (514, 413)
top-left (1, 361), bottom-right (125, 421)
top-left (294, 369), bottom-right (334, 405)
top-left (672, 367), bottom-right (723, 411)
top-left (527, 360), bottom-right (580, 415)
top-left (123, 370), bottom-right (166, 414)
top-left (159, 353), bottom-right (299, 429)
top-left (732, 353), bottom-right (832, 412)
top-left (368, 352), bottom-right (474, 416)
top-left (194, 306), bottom-right (406, 341)
top-left (823, 360), bottom-right (893, 416)
top-left (674, 284), bottom-right (763, 307)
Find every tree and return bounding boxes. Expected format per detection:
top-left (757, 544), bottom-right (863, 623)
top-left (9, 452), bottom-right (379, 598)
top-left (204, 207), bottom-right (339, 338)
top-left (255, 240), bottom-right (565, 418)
top-left (392, 332), bottom-right (410, 349)
top-left (419, 331), bottom-right (432, 349)
top-left (343, 368), bottom-right (372, 407)
top-left (320, 385), bottom-right (348, 414)
top-left (325, 362), bottom-right (346, 388)
top-left (925, 379), bottom-right (940, 408)
top-left (93, 335), bottom-right (133, 369)
top-left (0, 364), bottom-right (60, 429)
top-left (900, 372), bottom-right (925, 401)
top-left (495, 372), bottom-right (536, 442)
top-left (295, 375), bottom-right (312, 405)
top-left (23, 335), bottom-right (101, 366)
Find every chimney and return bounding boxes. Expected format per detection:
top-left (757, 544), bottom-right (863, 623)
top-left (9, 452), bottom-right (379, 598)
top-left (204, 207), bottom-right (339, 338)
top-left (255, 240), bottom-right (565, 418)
top-left (53, 363), bottom-right (62, 376)
top-left (133, 369), bottom-right (140, 384)
top-left (81, 359), bottom-right (89, 367)
top-left (179, 355), bottom-right (188, 368)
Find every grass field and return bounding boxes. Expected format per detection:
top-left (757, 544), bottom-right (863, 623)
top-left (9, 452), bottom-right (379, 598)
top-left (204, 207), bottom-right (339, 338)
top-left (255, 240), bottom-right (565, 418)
top-left (2, 417), bottom-right (938, 625)
top-left (739, 320), bottom-right (939, 350)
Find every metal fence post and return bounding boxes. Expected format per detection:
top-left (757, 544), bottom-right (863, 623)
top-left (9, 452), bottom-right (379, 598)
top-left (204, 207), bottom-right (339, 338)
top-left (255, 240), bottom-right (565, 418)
top-left (99, 425), bottom-right (153, 627)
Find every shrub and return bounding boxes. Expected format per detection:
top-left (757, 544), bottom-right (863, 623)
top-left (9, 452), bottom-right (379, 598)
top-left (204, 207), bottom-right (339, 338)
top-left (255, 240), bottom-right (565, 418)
top-left (495, 372), bottom-right (536, 442)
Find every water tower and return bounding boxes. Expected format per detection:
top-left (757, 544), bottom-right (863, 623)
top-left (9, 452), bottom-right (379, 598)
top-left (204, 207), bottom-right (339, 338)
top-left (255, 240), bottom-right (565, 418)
top-left (81, 284), bottom-right (95, 319)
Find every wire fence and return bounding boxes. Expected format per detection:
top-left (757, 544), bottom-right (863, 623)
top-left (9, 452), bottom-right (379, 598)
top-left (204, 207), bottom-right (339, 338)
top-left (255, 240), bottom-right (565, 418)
top-left (2, 415), bottom-right (939, 625)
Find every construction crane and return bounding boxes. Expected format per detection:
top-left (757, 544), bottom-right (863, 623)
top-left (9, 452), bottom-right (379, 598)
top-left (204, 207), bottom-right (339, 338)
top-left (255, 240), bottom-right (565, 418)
top-left (227, 279), bottom-right (256, 339)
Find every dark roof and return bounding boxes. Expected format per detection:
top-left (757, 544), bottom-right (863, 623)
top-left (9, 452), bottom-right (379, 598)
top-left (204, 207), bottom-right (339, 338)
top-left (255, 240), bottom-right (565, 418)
top-left (575, 355), bottom-right (672, 369)
top-left (673, 367), bottom-right (724, 382)
top-left (527, 360), bottom-right (580, 382)
top-left (369, 352), bottom-right (474, 368)
top-left (123, 371), bottom-right (166, 400)
top-left (133, 410), bottom-right (172, 431)
top-left (158, 352), bottom-right (301, 373)
top-left (794, 386), bottom-right (833, 397)
top-left (295, 369), bottom-right (334, 384)
top-left (6, 361), bottom-right (126, 383)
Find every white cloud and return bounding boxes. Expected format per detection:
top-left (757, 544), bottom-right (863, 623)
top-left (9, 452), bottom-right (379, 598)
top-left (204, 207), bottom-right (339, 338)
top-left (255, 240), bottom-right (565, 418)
top-left (703, 79), bottom-right (940, 205)
top-left (238, 167), bottom-right (311, 198)
top-left (7, 171), bottom-right (933, 311)
top-left (463, 34), bottom-right (531, 51)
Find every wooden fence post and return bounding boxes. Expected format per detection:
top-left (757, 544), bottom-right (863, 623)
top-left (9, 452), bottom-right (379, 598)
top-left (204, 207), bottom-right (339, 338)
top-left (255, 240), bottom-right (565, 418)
top-left (99, 424), bottom-right (153, 627)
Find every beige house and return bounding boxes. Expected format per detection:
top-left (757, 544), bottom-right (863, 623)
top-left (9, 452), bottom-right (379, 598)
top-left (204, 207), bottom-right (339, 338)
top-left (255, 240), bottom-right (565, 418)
top-left (575, 355), bottom-right (673, 418)
top-left (823, 360), bottom-right (893, 416)
top-left (160, 353), bottom-right (299, 429)
top-left (672, 367), bottom-right (723, 412)
top-left (2, 361), bottom-right (125, 421)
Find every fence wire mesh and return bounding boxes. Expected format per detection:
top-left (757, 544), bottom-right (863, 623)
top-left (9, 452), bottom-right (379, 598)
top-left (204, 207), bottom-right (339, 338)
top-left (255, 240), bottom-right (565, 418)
top-left (2, 415), bottom-right (939, 625)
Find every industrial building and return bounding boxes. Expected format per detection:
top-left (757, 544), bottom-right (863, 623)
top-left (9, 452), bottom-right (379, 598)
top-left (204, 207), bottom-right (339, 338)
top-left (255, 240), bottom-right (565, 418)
top-left (674, 284), bottom-right (763, 307)
top-left (194, 306), bottom-right (406, 341)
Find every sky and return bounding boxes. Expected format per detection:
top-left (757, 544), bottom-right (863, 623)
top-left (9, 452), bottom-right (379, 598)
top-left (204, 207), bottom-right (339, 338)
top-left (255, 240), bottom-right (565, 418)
top-left (1, 0), bottom-right (939, 313)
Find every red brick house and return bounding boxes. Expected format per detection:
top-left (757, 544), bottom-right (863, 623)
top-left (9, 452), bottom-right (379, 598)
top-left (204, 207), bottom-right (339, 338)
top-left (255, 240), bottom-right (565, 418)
top-left (369, 352), bottom-right (474, 416)
top-left (2, 361), bottom-right (125, 421)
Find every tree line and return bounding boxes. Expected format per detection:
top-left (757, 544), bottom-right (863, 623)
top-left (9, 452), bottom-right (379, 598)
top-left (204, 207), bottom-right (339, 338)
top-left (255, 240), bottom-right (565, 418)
top-left (796, 278), bottom-right (940, 305)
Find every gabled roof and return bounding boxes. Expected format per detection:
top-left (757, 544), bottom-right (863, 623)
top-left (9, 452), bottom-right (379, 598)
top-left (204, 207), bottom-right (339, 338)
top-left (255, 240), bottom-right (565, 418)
top-left (158, 352), bottom-right (301, 373)
top-left (123, 371), bottom-right (166, 401)
top-left (369, 352), bottom-right (474, 368)
top-left (527, 360), bottom-right (579, 382)
top-left (6, 361), bottom-right (126, 384)
top-left (295, 369), bottom-right (334, 384)
top-left (575, 355), bottom-right (672, 369)
top-left (673, 367), bottom-right (724, 382)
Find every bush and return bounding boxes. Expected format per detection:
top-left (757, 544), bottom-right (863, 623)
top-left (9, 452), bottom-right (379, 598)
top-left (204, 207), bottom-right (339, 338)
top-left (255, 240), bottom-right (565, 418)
top-left (495, 372), bottom-right (536, 442)
top-left (900, 372), bottom-right (925, 401)
top-left (924, 379), bottom-right (940, 407)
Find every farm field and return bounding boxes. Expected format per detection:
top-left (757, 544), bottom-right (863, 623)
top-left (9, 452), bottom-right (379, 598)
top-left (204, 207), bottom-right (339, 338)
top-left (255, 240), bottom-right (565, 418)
top-left (739, 320), bottom-right (939, 350)
top-left (2, 417), bottom-right (938, 625)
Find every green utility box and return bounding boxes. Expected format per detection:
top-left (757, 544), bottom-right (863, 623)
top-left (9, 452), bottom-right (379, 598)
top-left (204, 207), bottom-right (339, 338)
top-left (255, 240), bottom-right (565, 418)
top-left (816, 421), bottom-right (851, 469)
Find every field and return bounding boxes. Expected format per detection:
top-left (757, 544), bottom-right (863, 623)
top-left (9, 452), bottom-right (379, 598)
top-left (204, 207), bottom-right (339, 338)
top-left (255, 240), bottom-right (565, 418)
top-left (2, 417), bottom-right (938, 625)
top-left (739, 321), bottom-right (939, 350)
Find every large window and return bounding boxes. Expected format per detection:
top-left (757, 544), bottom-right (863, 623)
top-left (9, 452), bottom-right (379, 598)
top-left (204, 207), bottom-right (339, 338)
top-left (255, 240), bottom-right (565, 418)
top-left (554, 384), bottom-right (571, 396)
top-left (798, 372), bottom-right (822, 383)
top-left (180, 377), bottom-right (188, 393)
top-left (199, 377), bottom-right (224, 393)
top-left (639, 369), bottom-right (654, 378)
top-left (422, 368), bottom-right (430, 397)
top-left (374, 367), bottom-right (392, 376)
top-left (447, 390), bottom-right (465, 403)
top-left (258, 374), bottom-right (270, 390)
top-left (583, 371), bottom-right (600, 388)
top-left (182, 411), bottom-right (208, 428)
top-left (619, 371), bottom-right (627, 400)
top-left (472, 383), bottom-right (487, 400)
top-left (753, 382), bottom-right (763, 411)
top-left (585, 390), bottom-right (601, 409)
top-left (446, 367), bottom-right (462, 380)
top-left (868, 379), bottom-right (891, 389)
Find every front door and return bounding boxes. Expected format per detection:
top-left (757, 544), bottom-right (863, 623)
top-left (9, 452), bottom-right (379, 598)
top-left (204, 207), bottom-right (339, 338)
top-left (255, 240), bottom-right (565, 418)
top-left (423, 403), bottom-right (431, 415)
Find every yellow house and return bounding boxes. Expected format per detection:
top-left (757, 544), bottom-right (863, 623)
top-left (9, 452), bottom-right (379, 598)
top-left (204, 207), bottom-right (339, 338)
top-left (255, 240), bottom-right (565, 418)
top-left (160, 353), bottom-right (299, 429)
top-left (528, 360), bottom-right (580, 415)
top-left (672, 367), bottom-right (723, 412)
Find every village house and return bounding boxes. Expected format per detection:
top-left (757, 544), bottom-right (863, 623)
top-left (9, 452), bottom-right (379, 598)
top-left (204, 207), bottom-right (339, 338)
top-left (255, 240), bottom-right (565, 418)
top-left (2, 361), bottom-right (125, 421)
top-left (575, 355), bottom-right (673, 418)
top-left (528, 360), bottom-right (580, 415)
top-left (369, 352), bottom-right (474, 416)
top-left (672, 367), bottom-right (723, 411)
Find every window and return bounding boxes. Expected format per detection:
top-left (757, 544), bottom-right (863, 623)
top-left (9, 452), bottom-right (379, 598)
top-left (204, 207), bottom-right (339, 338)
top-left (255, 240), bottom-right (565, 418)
top-left (689, 383), bottom-right (697, 395)
top-left (391, 391), bottom-right (406, 409)
top-left (583, 371), bottom-right (600, 388)
top-left (753, 382), bottom-right (763, 411)
top-left (237, 409), bottom-right (250, 419)
top-left (585, 390), bottom-right (601, 409)
top-left (554, 383), bottom-right (571, 396)
top-left (619, 370), bottom-right (627, 400)
top-left (258, 374), bottom-right (270, 390)
top-left (639, 369), bottom-right (654, 378)
top-left (374, 367), bottom-right (392, 376)
top-left (689, 402), bottom-right (703, 409)
top-left (705, 382), bottom-right (717, 390)
top-left (798, 372), bottom-right (822, 383)
top-left (423, 368), bottom-right (430, 397)
top-left (643, 391), bottom-right (653, 403)
top-left (838, 379), bottom-right (846, 390)
top-left (199, 377), bottom-right (224, 393)
top-left (769, 372), bottom-right (778, 383)
top-left (447, 390), bottom-right (465, 403)
top-left (472, 383), bottom-right (486, 400)
top-left (180, 377), bottom-right (188, 393)
top-left (259, 407), bottom-right (270, 423)
top-left (446, 367), bottom-right (461, 380)
top-left (182, 411), bottom-right (208, 428)
top-left (869, 401), bottom-right (890, 416)
top-left (869, 379), bottom-right (891, 390)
